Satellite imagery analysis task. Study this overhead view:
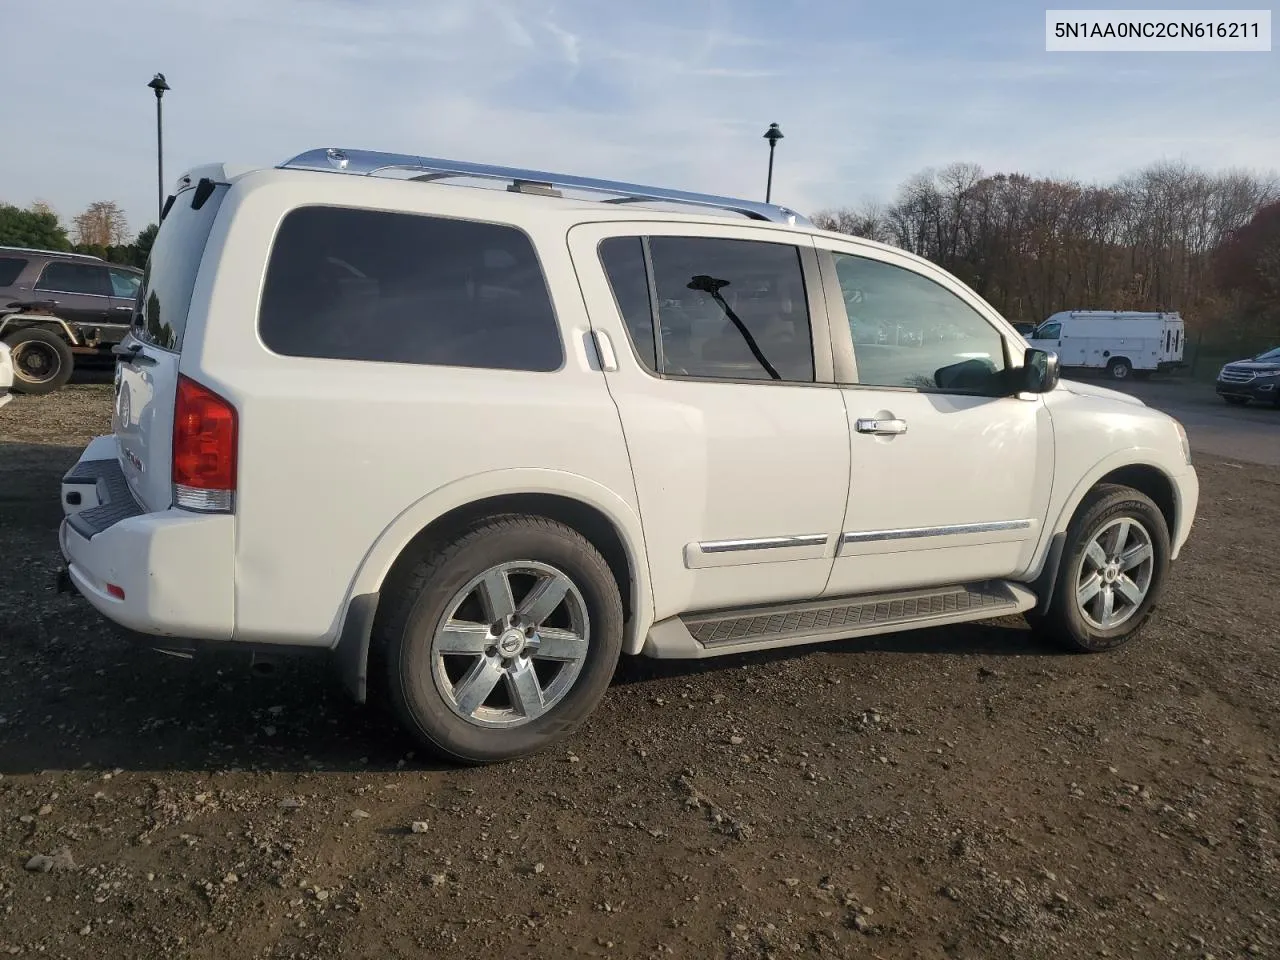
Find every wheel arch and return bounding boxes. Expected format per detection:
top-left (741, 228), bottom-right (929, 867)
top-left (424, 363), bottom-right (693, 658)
top-left (1026, 452), bottom-right (1185, 615)
top-left (333, 470), bottom-right (654, 703)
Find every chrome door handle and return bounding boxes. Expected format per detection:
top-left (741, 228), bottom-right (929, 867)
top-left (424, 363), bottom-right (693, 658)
top-left (855, 417), bottom-right (908, 436)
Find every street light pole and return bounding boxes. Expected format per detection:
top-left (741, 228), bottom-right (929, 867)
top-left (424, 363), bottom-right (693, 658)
top-left (147, 73), bottom-right (170, 221)
top-left (762, 122), bottom-right (784, 203)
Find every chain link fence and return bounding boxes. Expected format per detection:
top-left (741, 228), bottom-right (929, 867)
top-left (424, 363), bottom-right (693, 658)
top-left (1182, 331), bottom-right (1279, 379)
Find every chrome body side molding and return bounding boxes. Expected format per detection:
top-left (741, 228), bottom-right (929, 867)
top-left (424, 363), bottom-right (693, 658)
top-left (684, 534), bottom-right (830, 570)
top-left (840, 519), bottom-right (1034, 546)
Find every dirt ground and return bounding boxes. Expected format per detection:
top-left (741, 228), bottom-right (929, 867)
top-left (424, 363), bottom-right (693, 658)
top-left (1, 384), bottom-right (1278, 960)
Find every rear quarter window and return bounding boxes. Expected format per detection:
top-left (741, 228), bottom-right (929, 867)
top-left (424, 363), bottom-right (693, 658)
top-left (0, 257), bottom-right (27, 287)
top-left (257, 206), bottom-right (563, 372)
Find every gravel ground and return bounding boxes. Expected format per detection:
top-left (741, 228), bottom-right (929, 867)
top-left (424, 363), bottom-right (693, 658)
top-left (1, 385), bottom-right (1278, 960)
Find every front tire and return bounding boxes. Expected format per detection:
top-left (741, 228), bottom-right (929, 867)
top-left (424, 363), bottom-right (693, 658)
top-left (4, 328), bottom-right (74, 395)
top-left (376, 515), bottom-right (624, 764)
top-left (1031, 484), bottom-right (1170, 653)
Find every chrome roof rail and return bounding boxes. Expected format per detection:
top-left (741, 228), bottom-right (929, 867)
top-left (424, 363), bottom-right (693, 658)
top-left (277, 148), bottom-right (810, 227)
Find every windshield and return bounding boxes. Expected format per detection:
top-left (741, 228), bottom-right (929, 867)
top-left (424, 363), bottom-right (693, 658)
top-left (1254, 346), bottom-right (1280, 362)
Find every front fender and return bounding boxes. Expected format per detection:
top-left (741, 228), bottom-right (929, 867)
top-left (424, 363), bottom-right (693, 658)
top-left (1023, 445), bottom-right (1193, 586)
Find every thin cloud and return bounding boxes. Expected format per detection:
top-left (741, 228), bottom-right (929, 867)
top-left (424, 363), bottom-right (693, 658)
top-left (0, 0), bottom-right (1274, 231)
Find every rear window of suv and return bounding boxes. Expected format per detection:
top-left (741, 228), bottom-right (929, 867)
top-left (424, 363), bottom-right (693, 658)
top-left (134, 181), bottom-right (229, 351)
top-left (257, 206), bottom-right (563, 372)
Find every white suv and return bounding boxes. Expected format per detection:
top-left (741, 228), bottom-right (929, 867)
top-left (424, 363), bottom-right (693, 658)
top-left (58, 148), bottom-right (1199, 763)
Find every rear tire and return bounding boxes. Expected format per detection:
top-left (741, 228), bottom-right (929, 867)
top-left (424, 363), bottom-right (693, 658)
top-left (376, 515), bottom-right (624, 764)
top-left (1030, 484), bottom-right (1170, 653)
top-left (4, 328), bottom-right (74, 395)
top-left (1105, 357), bottom-right (1132, 381)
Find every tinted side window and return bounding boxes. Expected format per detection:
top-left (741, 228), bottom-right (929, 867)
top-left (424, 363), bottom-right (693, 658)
top-left (259, 207), bottom-right (562, 372)
top-left (834, 253), bottom-right (1007, 394)
top-left (598, 237), bottom-right (656, 371)
top-left (0, 257), bottom-right (27, 287)
top-left (35, 262), bottom-right (111, 297)
top-left (647, 237), bottom-right (813, 382)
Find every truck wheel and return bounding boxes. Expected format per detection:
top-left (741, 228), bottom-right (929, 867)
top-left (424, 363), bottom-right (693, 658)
top-left (376, 515), bottom-right (624, 764)
top-left (1031, 484), bottom-right (1170, 653)
top-left (1105, 357), bottom-right (1132, 380)
top-left (3, 328), bottom-right (74, 395)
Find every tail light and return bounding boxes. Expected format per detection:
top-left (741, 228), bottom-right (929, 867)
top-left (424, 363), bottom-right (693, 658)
top-left (172, 374), bottom-right (237, 511)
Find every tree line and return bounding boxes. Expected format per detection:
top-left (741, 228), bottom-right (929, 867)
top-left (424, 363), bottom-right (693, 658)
top-left (4, 162), bottom-right (1278, 348)
top-left (812, 161), bottom-right (1280, 346)
top-left (0, 199), bottom-right (156, 268)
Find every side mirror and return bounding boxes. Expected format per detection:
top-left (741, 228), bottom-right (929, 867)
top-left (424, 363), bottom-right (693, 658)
top-left (1021, 347), bottom-right (1060, 393)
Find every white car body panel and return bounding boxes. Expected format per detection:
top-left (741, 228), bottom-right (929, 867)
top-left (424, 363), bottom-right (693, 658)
top-left (827, 389), bottom-right (1053, 595)
top-left (0, 340), bottom-right (12, 408)
top-left (567, 221), bottom-right (850, 622)
top-left (55, 159), bottom-right (1201, 673)
top-left (1037, 388), bottom-right (1198, 560)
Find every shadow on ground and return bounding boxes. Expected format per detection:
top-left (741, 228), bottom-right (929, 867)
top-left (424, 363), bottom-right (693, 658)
top-left (0, 436), bottom-right (1062, 778)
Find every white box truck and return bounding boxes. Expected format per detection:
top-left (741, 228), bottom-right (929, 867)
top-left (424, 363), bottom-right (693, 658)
top-left (1026, 310), bottom-right (1186, 381)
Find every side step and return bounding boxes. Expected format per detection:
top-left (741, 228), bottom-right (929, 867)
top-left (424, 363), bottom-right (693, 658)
top-left (640, 580), bottom-right (1037, 659)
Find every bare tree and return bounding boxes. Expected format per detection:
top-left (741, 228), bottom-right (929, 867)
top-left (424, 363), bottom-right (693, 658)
top-left (811, 203), bottom-right (892, 243)
top-left (810, 161), bottom-right (1277, 334)
top-left (73, 201), bottom-right (129, 247)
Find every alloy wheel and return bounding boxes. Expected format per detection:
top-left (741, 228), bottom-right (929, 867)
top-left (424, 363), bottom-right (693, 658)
top-left (1075, 517), bottom-right (1154, 630)
top-left (430, 561), bottom-right (590, 728)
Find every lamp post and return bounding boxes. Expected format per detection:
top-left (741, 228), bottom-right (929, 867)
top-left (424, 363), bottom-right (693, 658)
top-left (762, 122), bottom-right (783, 203)
top-left (147, 73), bottom-right (170, 220)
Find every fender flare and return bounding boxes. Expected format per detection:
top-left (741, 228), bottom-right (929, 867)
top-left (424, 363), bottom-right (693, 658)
top-left (1025, 448), bottom-right (1183, 614)
top-left (333, 468), bottom-right (654, 703)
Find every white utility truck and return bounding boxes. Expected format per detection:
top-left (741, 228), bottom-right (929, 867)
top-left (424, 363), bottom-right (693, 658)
top-left (1027, 310), bottom-right (1185, 380)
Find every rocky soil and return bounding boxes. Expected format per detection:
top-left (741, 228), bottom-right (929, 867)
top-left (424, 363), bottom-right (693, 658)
top-left (1, 385), bottom-right (1277, 959)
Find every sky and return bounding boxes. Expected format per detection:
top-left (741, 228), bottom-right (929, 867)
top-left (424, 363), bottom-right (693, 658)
top-left (3, 0), bottom-right (1277, 237)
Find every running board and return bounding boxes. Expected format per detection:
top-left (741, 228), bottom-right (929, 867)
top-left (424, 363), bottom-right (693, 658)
top-left (640, 580), bottom-right (1037, 659)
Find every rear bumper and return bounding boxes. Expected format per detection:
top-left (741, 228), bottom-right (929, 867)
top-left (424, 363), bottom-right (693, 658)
top-left (59, 437), bottom-right (235, 640)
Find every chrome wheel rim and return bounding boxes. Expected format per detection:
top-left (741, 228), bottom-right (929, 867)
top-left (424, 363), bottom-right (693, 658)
top-left (1075, 517), bottom-right (1154, 630)
top-left (430, 561), bottom-right (589, 729)
top-left (12, 342), bottom-right (61, 384)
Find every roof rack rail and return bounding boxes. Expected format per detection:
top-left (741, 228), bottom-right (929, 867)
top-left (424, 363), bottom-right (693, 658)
top-left (277, 148), bottom-right (810, 227)
top-left (0, 245), bottom-right (102, 261)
